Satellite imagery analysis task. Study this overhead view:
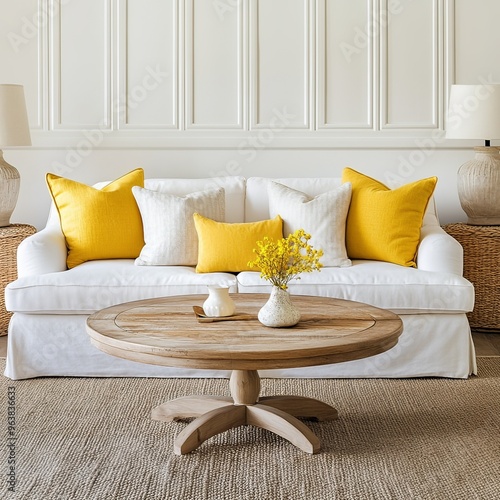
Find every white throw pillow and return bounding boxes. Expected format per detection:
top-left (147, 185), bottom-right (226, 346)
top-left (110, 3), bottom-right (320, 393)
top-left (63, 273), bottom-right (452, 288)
top-left (132, 186), bottom-right (225, 266)
top-left (268, 181), bottom-right (352, 267)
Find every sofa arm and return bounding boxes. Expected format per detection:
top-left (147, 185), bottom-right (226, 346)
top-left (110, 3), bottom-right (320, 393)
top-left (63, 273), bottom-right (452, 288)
top-left (416, 225), bottom-right (464, 276)
top-left (17, 228), bottom-right (67, 277)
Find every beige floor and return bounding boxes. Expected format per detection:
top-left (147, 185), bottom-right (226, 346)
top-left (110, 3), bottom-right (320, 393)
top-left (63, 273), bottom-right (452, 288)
top-left (0, 335), bottom-right (7, 357)
top-left (471, 331), bottom-right (500, 356)
top-left (1, 331), bottom-right (499, 360)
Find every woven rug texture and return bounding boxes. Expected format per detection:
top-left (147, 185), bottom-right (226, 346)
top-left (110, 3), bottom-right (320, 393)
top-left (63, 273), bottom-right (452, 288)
top-left (1, 358), bottom-right (499, 500)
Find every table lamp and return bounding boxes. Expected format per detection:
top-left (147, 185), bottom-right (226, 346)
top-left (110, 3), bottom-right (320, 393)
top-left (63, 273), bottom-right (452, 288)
top-left (0, 84), bottom-right (32, 227)
top-left (446, 84), bottom-right (500, 225)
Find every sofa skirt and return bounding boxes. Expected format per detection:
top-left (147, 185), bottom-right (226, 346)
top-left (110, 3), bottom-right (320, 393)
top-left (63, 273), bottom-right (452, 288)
top-left (4, 312), bottom-right (477, 380)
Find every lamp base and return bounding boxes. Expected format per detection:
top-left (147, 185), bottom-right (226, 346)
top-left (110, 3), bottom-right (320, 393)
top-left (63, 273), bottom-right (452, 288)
top-left (457, 147), bottom-right (500, 226)
top-left (0, 150), bottom-right (20, 227)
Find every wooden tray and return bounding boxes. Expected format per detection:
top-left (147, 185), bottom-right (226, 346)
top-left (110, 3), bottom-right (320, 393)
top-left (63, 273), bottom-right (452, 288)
top-left (192, 306), bottom-right (254, 323)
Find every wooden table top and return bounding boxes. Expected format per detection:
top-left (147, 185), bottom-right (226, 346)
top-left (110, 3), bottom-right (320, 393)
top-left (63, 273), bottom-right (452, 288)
top-left (86, 294), bottom-right (403, 371)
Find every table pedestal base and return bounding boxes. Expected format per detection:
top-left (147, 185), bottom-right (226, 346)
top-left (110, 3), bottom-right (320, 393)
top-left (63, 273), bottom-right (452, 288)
top-left (151, 369), bottom-right (338, 455)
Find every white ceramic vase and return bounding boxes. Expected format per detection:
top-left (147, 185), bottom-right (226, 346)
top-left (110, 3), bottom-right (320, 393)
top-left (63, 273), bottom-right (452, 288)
top-left (457, 146), bottom-right (500, 225)
top-left (203, 286), bottom-right (235, 317)
top-left (258, 286), bottom-right (301, 328)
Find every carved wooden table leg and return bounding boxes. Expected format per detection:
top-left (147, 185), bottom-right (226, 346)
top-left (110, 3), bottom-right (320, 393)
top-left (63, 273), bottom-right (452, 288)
top-left (152, 369), bottom-right (338, 455)
top-left (258, 395), bottom-right (338, 421)
top-left (173, 405), bottom-right (246, 455)
top-left (151, 395), bottom-right (233, 422)
top-left (246, 404), bottom-right (321, 454)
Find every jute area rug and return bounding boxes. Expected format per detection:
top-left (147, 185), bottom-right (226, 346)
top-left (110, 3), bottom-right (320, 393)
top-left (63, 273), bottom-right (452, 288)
top-left (1, 359), bottom-right (499, 500)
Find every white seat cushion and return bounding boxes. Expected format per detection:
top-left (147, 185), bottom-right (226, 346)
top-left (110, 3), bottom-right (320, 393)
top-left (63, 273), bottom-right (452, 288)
top-left (6, 260), bottom-right (238, 314)
top-left (7, 259), bottom-right (474, 315)
top-left (237, 260), bottom-right (474, 314)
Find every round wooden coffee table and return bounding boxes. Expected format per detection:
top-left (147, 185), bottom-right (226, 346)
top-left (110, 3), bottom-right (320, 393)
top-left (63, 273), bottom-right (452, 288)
top-left (86, 294), bottom-right (403, 455)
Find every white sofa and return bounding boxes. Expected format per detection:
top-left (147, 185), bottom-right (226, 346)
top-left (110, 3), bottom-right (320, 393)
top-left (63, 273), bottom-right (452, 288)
top-left (4, 176), bottom-right (476, 380)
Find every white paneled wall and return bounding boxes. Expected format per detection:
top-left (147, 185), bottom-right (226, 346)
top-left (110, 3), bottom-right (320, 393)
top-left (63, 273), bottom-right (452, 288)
top-left (317, 0), bottom-right (372, 129)
top-left (1, 0), bottom-right (44, 130)
top-left (252, 0), bottom-right (310, 129)
top-left (188, 0), bottom-right (243, 128)
top-left (1, 0), bottom-right (500, 228)
top-left (122, 0), bottom-right (178, 128)
top-left (6, 0), bottom-right (499, 144)
top-left (382, 0), bottom-right (440, 128)
top-left (53, 0), bottom-right (111, 129)
top-left (454, 0), bottom-right (500, 84)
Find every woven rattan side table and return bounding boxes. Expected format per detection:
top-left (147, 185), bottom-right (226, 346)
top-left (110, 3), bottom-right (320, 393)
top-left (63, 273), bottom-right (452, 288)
top-left (0, 224), bottom-right (37, 335)
top-left (442, 223), bottom-right (500, 331)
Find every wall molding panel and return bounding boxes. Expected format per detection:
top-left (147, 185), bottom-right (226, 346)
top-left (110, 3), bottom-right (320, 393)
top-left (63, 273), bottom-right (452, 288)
top-left (5, 0), bottom-right (494, 148)
top-left (186, 0), bottom-right (244, 129)
top-left (49, 0), bottom-right (112, 130)
top-left (118, 0), bottom-right (179, 130)
top-left (251, 0), bottom-right (312, 130)
top-left (317, 0), bottom-right (374, 130)
top-left (380, 0), bottom-right (441, 130)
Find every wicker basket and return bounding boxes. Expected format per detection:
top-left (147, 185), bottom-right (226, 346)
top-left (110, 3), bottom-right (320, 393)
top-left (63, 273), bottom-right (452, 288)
top-left (0, 224), bottom-right (37, 335)
top-left (443, 223), bottom-right (500, 330)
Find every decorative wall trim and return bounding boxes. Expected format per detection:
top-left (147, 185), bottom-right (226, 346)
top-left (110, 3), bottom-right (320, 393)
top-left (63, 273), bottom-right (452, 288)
top-left (19, 0), bottom-right (497, 149)
top-left (185, 0), bottom-right (244, 129)
top-left (49, 0), bottom-right (112, 130)
top-left (118, 0), bottom-right (179, 130)
top-left (380, 0), bottom-right (441, 130)
top-left (316, 0), bottom-right (374, 129)
top-left (35, 0), bottom-right (47, 131)
top-left (250, 0), bottom-right (311, 129)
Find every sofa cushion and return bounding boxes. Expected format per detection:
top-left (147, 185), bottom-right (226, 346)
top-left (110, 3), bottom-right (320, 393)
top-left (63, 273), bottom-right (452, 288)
top-left (7, 258), bottom-right (472, 316)
top-left (267, 181), bottom-right (352, 267)
top-left (246, 177), bottom-right (343, 222)
top-left (341, 168), bottom-right (437, 267)
top-left (144, 177), bottom-right (245, 222)
top-left (46, 168), bottom-right (145, 269)
top-left (5, 260), bottom-right (238, 314)
top-left (44, 176), bottom-right (246, 228)
top-left (132, 186), bottom-right (225, 266)
top-left (236, 261), bottom-right (474, 314)
top-left (245, 176), bottom-right (440, 227)
top-left (193, 214), bottom-right (283, 273)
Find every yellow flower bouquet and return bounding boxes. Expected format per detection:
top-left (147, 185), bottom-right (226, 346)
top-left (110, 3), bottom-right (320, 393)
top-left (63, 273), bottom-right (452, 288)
top-left (248, 229), bottom-right (323, 290)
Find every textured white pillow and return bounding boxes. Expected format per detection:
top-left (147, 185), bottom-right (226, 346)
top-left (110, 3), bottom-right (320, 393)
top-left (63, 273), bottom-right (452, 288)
top-left (268, 181), bottom-right (352, 267)
top-left (132, 186), bottom-right (225, 266)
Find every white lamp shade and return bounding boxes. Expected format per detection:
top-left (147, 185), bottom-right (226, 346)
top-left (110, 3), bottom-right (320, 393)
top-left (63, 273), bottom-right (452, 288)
top-left (0, 84), bottom-right (32, 147)
top-left (446, 84), bottom-right (500, 140)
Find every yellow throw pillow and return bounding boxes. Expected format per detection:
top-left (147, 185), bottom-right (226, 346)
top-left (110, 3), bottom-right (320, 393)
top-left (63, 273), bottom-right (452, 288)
top-left (46, 168), bottom-right (145, 269)
top-left (193, 213), bottom-right (283, 273)
top-left (341, 167), bottom-right (437, 267)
